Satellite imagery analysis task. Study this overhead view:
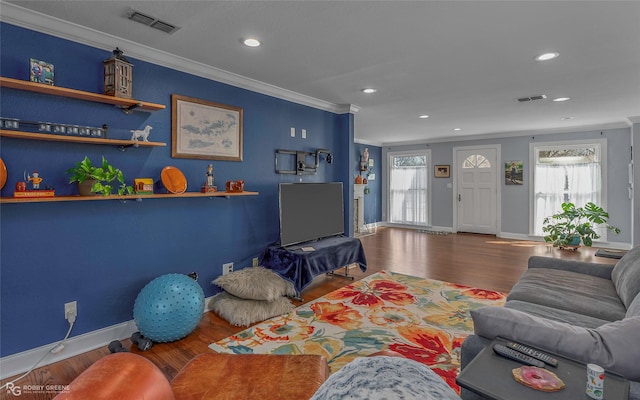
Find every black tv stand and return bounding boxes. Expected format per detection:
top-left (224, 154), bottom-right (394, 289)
top-left (260, 236), bottom-right (367, 295)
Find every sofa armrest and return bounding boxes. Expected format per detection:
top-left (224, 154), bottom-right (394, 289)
top-left (470, 306), bottom-right (640, 381)
top-left (527, 256), bottom-right (613, 279)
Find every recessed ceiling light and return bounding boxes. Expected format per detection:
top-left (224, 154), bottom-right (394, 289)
top-left (243, 38), bottom-right (261, 47)
top-left (361, 88), bottom-right (377, 94)
top-left (553, 97), bottom-right (571, 102)
top-left (418, 115), bottom-right (429, 119)
top-left (535, 52), bottom-right (559, 61)
top-left (453, 128), bottom-right (461, 131)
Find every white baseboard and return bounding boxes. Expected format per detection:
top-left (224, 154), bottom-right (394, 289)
top-left (498, 232), bottom-right (539, 241)
top-left (499, 232), bottom-right (632, 250)
top-left (0, 296), bottom-right (216, 380)
top-left (377, 222), bottom-right (453, 233)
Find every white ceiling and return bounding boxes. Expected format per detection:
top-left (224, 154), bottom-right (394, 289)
top-left (3, 1), bottom-right (640, 146)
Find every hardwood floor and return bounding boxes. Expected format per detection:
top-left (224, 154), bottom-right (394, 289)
top-left (1, 228), bottom-right (616, 400)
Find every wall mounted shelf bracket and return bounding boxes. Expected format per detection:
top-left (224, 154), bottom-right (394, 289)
top-left (275, 148), bottom-right (332, 175)
top-left (118, 142), bottom-right (141, 152)
top-left (119, 102), bottom-right (143, 115)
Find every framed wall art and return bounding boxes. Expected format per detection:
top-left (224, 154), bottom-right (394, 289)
top-left (505, 160), bottom-right (523, 185)
top-left (30, 58), bottom-right (54, 85)
top-left (434, 165), bottom-right (450, 178)
top-left (171, 94), bottom-right (243, 161)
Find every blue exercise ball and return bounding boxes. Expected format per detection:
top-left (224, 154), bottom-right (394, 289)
top-left (133, 273), bottom-right (205, 343)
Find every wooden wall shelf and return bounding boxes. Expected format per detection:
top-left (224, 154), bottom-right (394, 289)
top-left (1, 191), bottom-right (259, 204)
top-left (0, 130), bottom-right (166, 148)
top-left (0, 77), bottom-right (165, 111)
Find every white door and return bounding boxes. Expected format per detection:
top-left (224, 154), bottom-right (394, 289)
top-left (455, 147), bottom-right (498, 234)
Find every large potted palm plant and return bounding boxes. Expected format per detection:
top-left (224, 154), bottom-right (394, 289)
top-left (542, 202), bottom-right (620, 248)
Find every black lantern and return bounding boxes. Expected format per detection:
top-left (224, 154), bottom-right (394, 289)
top-left (103, 48), bottom-right (133, 99)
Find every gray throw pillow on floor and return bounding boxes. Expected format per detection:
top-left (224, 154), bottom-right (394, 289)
top-left (209, 291), bottom-right (295, 327)
top-left (212, 266), bottom-right (296, 301)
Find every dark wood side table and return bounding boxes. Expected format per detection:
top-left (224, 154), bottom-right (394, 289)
top-left (456, 337), bottom-right (629, 400)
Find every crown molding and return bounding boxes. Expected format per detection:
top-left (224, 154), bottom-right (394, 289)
top-left (627, 116), bottom-right (640, 124)
top-left (0, 1), bottom-right (343, 114)
top-left (354, 138), bottom-right (383, 146)
top-left (336, 104), bottom-right (361, 114)
top-left (381, 121), bottom-right (632, 147)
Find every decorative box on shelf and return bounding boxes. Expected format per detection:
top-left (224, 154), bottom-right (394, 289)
top-left (14, 190), bottom-right (55, 198)
top-left (225, 180), bottom-right (245, 193)
top-left (134, 178), bottom-right (154, 195)
top-left (201, 186), bottom-right (217, 193)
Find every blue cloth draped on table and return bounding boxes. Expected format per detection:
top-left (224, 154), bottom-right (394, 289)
top-left (260, 236), bottom-right (367, 294)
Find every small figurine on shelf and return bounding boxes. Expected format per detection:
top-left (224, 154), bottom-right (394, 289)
top-left (130, 125), bottom-right (152, 142)
top-left (207, 164), bottom-right (214, 187)
top-left (201, 164), bottom-right (217, 193)
top-left (27, 170), bottom-right (43, 190)
top-left (14, 170), bottom-right (54, 198)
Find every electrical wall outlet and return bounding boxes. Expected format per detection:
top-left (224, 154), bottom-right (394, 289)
top-left (223, 262), bottom-right (234, 275)
top-left (252, 257), bottom-right (259, 267)
top-left (64, 301), bottom-right (77, 322)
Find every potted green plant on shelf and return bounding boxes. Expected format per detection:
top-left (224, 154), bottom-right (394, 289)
top-left (542, 202), bottom-right (620, 248)
top-left (66, 156), bottom-right (133, 196)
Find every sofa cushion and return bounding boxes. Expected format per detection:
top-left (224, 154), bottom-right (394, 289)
top-left (627, 293), bottom-right (640, 318)
top-left (612, 246), bottom-right (640, 309)
top-left (507, 268), bottom-right (626, 321)
top-left (505, 300), bottom-right (611, 329)
top-left (528, 256), bottom-right (614, 279)
top-left (471, 306), bottom-right (640, 380)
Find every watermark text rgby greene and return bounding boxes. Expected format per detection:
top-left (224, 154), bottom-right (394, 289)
top-left (6, 383), bottom-right (70, 396)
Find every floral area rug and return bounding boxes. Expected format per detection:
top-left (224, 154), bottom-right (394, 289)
top-left (209, 271), bottom-right (505, 393)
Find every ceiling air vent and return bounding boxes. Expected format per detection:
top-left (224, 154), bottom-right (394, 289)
top-left (127, 10), bottom-right (180, 34)
top-left (150, 20), bottom-right (178, 34)
top-left (516, 94), bottom-right (547, 103)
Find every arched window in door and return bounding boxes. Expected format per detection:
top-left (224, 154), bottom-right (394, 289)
top-left (462, 154), bottom-right (491, 169)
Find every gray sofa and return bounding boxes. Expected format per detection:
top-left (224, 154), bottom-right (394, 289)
top-left (460, 245), bottom-right (640, 400)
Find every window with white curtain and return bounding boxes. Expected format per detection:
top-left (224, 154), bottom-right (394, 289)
top-left (531, 140), bottom-right (606, 235)
top-left (388, 150), bottom-right (429, 226)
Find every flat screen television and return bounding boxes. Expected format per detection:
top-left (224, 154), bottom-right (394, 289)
top-left (279, 182), bottom-right (344, 247)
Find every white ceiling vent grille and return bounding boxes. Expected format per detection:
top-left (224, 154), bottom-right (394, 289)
top-left (516, 94), bottom-right (547, 103)
top-left (127, 10), bottom-right (180, 34)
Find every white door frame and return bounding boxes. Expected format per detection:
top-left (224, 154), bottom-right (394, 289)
top-left (452, 144), bottom-right (502, 235)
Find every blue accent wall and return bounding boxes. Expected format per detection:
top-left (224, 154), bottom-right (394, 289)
top-left (0, 23), bottom-right (359, 356)
top-left (354, 143), bottom-right (382, 224)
